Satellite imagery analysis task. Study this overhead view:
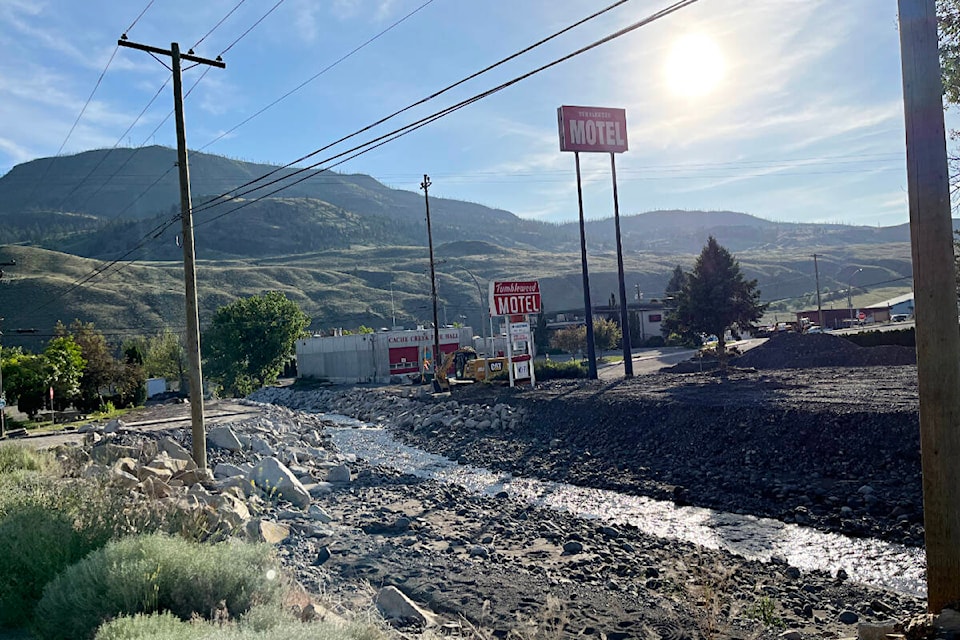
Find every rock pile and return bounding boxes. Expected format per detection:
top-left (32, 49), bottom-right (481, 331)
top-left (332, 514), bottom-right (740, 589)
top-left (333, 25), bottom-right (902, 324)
top-left (736, 332), bottom-right (916, 369)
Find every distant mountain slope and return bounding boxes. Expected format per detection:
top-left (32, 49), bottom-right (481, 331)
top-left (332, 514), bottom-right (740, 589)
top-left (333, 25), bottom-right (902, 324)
top-left (0, 147), bottom-right (938, 259)
top-left (0, 146), bottom-right (569, 253)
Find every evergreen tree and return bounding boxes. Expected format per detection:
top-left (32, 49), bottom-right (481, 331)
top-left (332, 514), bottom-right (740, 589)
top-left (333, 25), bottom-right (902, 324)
top-left (673, 237), bottom-right (766, 368)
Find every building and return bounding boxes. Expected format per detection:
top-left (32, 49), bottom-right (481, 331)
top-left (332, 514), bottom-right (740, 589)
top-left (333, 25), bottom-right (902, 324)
top-left (545, 302), bottom-right (667, 342)
top-left (296, 327), bottom-right (474, 384)
top-left (795, 291), bottom-right (914, 329)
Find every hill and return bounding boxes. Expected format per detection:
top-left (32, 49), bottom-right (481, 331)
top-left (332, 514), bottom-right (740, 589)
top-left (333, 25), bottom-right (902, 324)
top-left (0, 148), bottom-right (919, 347)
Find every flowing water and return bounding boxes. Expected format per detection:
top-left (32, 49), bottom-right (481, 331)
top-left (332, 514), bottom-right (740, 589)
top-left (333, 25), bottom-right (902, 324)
top-left (320, 414), bottom-right (926, 597)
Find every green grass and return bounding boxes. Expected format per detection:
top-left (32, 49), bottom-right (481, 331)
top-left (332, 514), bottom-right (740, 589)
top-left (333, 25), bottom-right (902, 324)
top-left (0, 442), bottom-right (56, 474)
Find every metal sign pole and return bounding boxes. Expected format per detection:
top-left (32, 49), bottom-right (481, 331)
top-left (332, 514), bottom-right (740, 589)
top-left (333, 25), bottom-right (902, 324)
top-left (575, 152), bottom-right (598, 379)
top-left (611, 152), bottom-right (633, 377)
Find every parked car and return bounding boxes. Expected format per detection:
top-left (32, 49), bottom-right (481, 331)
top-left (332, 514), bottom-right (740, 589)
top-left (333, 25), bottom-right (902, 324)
top-left (807, 325), bottom-right (823, 334)
top-left (891, 314), bottom-right (909, 322)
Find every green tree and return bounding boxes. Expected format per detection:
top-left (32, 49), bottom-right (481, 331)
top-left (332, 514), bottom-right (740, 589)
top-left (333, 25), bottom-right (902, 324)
top-left (661, 265), bottom-right (694, 344)
top-left (940, 1), bottom-right (960, 105)
top-left (59, 320), bottom-right (118, 412)
top-left (673, 236), bottom-right (766, 368)
top-left (203, 292), bottom-right (310, 397)
top-left (2, 349), bottom-right (49, 417)
top-left (592, 316), bottom-right (622, 356)
top-left (44, 336), bottom-right (85, 410)
top-left (549, 325), bottom-right (586, 357)
top-left (142, 330), bottom-right (187, 388)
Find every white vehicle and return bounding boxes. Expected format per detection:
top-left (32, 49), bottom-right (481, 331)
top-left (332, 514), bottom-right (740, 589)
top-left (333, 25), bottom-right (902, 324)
top-left (891, 314), bottom-right (909, 323)
top-left (807, 325), bottom-right (823, 334)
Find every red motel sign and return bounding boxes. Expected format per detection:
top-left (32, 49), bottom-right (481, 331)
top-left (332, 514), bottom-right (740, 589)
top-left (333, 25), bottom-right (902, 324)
top-left (489, 281), bottom-right (541, 317)
top-left (557, 105), bottom-right (628, 154)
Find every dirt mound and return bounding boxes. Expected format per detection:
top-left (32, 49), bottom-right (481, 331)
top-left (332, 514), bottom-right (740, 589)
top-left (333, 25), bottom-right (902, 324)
top-left (735, 332), bottom-right (916, 369)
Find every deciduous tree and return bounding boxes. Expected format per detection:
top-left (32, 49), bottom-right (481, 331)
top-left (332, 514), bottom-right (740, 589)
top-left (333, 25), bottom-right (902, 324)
top-left (203, 292), bottom-right (310, 397)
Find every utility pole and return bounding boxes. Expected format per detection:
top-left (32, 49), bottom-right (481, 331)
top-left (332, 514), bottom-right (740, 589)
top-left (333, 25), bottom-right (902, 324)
top-left (421, 175), bottom-right (441, 388)
top-left (118, 38), bottom-right (225, 470)
top-left (0, 260), bottom-right (15, 439)
top-left (811, 254), bottom-right (824, 329)
top-left (898, 0), bottom-right (960, 612)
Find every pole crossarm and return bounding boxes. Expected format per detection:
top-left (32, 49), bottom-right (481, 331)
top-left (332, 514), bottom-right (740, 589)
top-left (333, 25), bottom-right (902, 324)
top-left (118, 39), bottom-right (226, 68)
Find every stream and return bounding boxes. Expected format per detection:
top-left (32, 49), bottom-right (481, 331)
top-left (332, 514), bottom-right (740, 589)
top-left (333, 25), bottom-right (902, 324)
top-left (319, 413), bottom-right (926, 598)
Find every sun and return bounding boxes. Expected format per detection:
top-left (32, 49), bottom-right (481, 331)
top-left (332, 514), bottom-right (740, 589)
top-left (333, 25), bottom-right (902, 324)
top-left (664, 33), bottom-right (726, 98)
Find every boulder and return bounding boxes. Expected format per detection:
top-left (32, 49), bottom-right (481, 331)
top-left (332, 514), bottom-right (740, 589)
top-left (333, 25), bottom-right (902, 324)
top-left (158, 438), bottom-right (197, 470)
top-left (248, 457), bottom-right (311, 509)
top-left (248, 519), bottom-right (290, 544)
top-left (213, 462), bottom-right (246, 478)
top-left (208, 426), bottom-right (243, 452)
top-left (375, 586), bottom-right (437, 627)
top-left (326, 464), bottom-right (351, 483)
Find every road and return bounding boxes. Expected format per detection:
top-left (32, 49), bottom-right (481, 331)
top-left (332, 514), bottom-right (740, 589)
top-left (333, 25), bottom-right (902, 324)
top-left (595, 338), bottom-right (768, 380)
top-left (12, 399), bottom-right (260, 450)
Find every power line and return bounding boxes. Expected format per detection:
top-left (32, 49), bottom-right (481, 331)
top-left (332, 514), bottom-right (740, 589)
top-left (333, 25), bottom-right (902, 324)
top-left (192, 0), bottom-right (247, 50)
top-left (219, 0), bottom-right (286, 55)
top-left (189, 0), bottom-right (637, 213)
top-left (198, 0), bottom-right (438, 152)
top-left (27, 0), bottom-right (698, 313)
top-left (192, 0), bottom-right (701, 224)
top-left (123, 0), bottom-right (156, 34)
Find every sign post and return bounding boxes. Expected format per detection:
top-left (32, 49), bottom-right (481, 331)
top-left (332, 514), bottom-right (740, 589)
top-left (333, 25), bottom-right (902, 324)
top-left (558, 105), bottom-right (633, 377)
top-left (489, 281), bottom-right (541, 387)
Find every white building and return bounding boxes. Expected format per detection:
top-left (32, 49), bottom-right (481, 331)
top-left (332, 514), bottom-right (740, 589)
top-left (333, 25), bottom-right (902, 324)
top-left (296, 327), bottom-right (474, 384)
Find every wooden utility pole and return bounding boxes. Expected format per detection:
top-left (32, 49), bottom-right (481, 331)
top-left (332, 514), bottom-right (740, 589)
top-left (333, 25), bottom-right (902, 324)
top-left (811, 254), bottom-right (824, 329)
top-left (898, 0), bottom-right (960, 612)
top-left (118, 39), bottom-right (225, 470)
top-left (421, 175), bottom-right (442, 388)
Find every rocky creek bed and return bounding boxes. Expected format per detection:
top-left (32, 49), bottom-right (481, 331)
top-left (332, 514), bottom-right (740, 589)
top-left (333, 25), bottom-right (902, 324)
top-left (40, 358), bottom-right (937, 640)
top-left (240, 362), bottom-right (936, 639)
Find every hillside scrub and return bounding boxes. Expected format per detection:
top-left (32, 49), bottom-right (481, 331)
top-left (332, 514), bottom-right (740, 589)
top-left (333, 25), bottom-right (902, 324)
top-left (33, 533), bottom-right (283, 640)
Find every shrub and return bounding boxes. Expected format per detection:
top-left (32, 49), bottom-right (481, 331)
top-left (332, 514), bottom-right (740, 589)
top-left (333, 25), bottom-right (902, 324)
top-left (33, 533), bottom-right (283, 640)
top-left (94, 606), bottom-right (386, 640)
top-left (534, 359), bottom-right (587, 380)
top-left (0, 503), bottom-right (107, 628)
top-left (642, 335), bottom-right (666, 348)
top-left (0, 443), bottom-right (56, 475)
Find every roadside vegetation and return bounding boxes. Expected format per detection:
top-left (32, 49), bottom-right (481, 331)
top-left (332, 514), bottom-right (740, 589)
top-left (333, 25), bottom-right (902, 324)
top-left (0, 440), bottom-right (384, 640)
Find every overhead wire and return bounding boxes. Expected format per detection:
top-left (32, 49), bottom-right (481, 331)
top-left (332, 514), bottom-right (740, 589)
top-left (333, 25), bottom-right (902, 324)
top-left (198, 0), bottom-right (438, 152)
top-left (24, 0), bottom-right (296, 316)
top-left (19, 0), bottom-right (157, 205)
top-left (188, 0), bottom-right (637, 211)
top-left (190, 0), bottom-right (702, 222)
top-left (27, 0), bottom-right (699, 316)
top-left (72, 0), bottom-right (282, 219)
top-left (192, 0), bottom-right (247, 50)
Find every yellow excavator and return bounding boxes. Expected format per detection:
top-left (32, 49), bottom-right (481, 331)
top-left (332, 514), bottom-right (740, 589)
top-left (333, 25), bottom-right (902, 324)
top-left (433, 347), bottom-right (508, 392)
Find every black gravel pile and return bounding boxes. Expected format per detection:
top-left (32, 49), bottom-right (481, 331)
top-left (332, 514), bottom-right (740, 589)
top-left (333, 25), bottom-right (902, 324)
top-left (736, 333), bottom-right (916, 369)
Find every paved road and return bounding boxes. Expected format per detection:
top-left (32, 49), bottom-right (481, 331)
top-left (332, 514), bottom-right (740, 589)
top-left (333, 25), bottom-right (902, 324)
top-left (597, 338), bottom-right (767, 380)
top-left (12, 399), bottom-right (260, 450)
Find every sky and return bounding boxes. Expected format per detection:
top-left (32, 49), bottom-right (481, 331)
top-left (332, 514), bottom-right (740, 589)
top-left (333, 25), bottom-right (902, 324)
top-left (0, 0), bottom-right (949, 228)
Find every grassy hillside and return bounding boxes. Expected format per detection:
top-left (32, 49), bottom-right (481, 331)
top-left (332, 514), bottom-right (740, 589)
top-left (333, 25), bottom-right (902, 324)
top-left (0, 239), bottom-right (913, 353)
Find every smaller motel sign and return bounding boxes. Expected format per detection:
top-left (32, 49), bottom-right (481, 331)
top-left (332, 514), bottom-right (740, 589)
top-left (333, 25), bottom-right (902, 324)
top-left (489, 281), bottom-right (541, 317)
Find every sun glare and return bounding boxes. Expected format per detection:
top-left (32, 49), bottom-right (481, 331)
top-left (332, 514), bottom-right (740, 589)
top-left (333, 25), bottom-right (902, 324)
top-left (664, 33), bottom-right (726, 98)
